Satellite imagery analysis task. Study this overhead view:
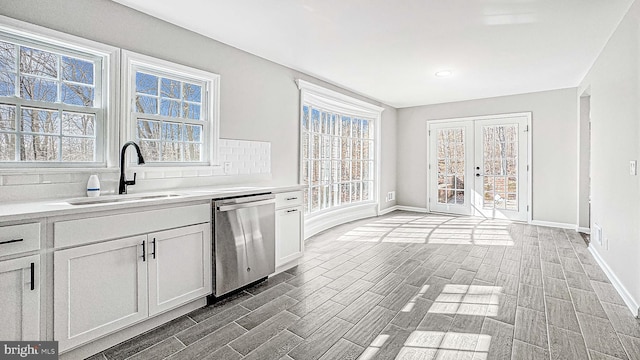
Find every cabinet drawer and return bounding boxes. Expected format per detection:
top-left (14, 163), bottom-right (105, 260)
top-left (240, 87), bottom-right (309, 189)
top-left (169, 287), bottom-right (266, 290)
top-left (275, 191), bottom-right (303, 209)
top-left (0, 223), bottom-right (40, 257)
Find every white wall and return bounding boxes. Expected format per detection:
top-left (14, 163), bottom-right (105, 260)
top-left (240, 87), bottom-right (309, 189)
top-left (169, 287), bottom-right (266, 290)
top-left (578, 0), bottom-right (640, 311)
top-left (397, 88), bottom-right (579, 225)
top-left (0, 0), bottom-right (396, 208)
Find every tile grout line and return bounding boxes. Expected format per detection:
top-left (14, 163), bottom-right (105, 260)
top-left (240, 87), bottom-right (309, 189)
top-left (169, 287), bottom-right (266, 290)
top-left (562, 228), bottom-right (632, 360)
top-left (509, 223), bottom-right (525, 360)
top-left (550, 228), bottom-right (591, 360)
top-left (534, 225), bottom-right (555, 358)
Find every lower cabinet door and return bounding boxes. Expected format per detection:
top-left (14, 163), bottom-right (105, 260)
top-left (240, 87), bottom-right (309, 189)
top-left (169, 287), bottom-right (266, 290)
top-left (148, 223), bottom-right (211, 316)
top-left (54, 235), bottom-right (148, 352)
top-left (275, 206), bottom-right (303, 267)
top-left (0, 255), bottom-right (40, 341)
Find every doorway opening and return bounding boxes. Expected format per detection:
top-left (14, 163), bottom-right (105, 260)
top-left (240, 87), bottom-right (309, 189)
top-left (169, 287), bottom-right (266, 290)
top-left (578, 91), bottom-right (591, 236)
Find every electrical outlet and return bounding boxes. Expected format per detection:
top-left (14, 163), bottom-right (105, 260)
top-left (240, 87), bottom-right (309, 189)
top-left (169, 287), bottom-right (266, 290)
top-left (386, 191), bottom-right (396, 202)
top-left (223, 161), bottom-right (232, 174)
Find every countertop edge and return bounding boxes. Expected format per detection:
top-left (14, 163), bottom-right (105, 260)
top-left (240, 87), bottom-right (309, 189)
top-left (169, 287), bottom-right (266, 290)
top-left (0, 184), bottom-right (305, 223)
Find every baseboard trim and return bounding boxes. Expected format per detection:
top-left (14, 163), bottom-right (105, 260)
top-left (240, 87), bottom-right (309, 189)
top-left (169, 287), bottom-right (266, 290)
top-left (589, 246), bottom-right (640, 318)
top-left (395, 206), bottom-right (429, 213)
top-left (530, 220), bottom-right (576, 230)
top-left (577, 227), bottom-right (591, 234)
top-left (378, 205), bottom-right (399, 216)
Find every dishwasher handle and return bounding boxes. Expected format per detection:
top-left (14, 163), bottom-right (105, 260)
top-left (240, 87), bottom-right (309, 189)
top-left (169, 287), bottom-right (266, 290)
top-left (218, 199), bottom-right (275, 212)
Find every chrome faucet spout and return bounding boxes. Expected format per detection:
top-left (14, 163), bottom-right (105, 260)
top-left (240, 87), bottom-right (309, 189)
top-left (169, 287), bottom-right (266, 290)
top-left (119, 141), bottom-right (145, 194)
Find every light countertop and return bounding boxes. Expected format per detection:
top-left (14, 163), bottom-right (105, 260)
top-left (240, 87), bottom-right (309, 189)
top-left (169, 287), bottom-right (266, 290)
top-left (0, 184), bottom-right (304, 223)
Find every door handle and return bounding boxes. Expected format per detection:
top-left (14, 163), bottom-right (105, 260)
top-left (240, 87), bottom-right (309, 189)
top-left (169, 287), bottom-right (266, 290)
top-left (476, 173), bottom-right (482, 177)
top-left (141, 241), bottom-right (146, 262)
top-left (151, 238), bottom-right (156, 259)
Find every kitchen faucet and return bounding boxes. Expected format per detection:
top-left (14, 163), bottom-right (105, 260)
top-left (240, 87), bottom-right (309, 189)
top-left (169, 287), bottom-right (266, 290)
top-left (119, 141), bottom-right (145, 194)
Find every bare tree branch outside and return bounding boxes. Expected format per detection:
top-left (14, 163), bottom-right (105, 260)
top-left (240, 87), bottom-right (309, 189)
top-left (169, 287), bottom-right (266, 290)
top-left (0, 39), bottom-right (98, 162)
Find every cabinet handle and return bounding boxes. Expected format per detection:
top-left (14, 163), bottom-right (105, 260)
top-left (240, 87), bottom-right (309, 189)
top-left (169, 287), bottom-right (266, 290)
top-left (141, 241), bottom-right (146, 262)
top-left (0, 238), bottom-right (23, 245)
top-left (30, 262), bottom-right (35, 291)
top-left (152, 238), bottom-right (156, 259)
top-left (285, 197), bottom-right (298, 201)
top-left (286, 209), bottom-right (298, 213)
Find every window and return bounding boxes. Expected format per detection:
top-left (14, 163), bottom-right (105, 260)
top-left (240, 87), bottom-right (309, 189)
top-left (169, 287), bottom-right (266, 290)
top-left (0, 29), bottom-right (110, 164)
top-left (298, 80), bottom-right (383, 216)
top-left (123, 51), bottom-right (219, 165)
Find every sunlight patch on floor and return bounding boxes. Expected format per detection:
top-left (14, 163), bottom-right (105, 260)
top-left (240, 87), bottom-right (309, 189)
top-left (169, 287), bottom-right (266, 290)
top-left (395, 331), bottom-right (490, 360)
top-left (428, 285), bottom-right (502, 317)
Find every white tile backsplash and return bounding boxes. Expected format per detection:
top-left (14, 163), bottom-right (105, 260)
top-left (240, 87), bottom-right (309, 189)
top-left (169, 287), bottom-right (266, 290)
top-left (0, 138), bottom-right (272, 202)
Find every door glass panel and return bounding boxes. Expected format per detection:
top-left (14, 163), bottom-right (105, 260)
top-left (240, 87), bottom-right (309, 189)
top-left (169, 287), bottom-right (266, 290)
top-left (482, 124), bottom-right (518, 210)
top-left (436, 127), bottom-right (465, 205)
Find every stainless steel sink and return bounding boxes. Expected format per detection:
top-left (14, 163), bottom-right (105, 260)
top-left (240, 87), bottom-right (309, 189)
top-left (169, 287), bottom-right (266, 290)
top-left (67, 193), bottom-right (182, 205)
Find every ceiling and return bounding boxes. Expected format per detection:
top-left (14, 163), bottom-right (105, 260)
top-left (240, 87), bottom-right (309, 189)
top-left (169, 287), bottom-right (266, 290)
top-left (112, 0), bottom-right (634, 108)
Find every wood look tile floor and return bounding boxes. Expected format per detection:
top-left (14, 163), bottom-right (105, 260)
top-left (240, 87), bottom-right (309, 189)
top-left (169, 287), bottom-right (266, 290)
top-left (88, 211), bottom-right (640, 360)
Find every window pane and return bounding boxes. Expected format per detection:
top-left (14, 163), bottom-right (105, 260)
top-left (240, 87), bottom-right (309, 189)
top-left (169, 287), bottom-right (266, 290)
top-left (20, 47), bottom-right (57, 78)
top-left (160, 99), bottom-right (180, 118)
top-left (136, 72), bottom-right (158, 95)
top-left (302, 160), bottom-right (309, 184)
top-left (340, 183), bottom-right (350, 204)
top-left (311, 186), bottom-right (319, 212)
top-left (352, 160), bottom-right (361, 181)
top-left (0, 104), bottom-right (16, 130)
top-left (321, 112), bottom-right (330, 134)
top-left (184, 124), bottom-right (202, 142)
top-left (331, 114), bottom-right (340, 136)
top-left (321, 135), bottom-right (331, 159)
top-left (311, 134), bottom-right (320, 159)
top-left (341, 137), bottom-right (351, 158)
top-left (320, 185), bottom-right (330, 209)
top-left (135, 95), bottom-right (157, 114)
top-left (62, 137), bottom-right (94, 161)
top-left (22, 108), bottom-right (59, 134)
top-left (162, 122), bottom-right (182, 141)
top-left (302, 105), bottom-right (309, 131)
top-left (341, 116), bottom-right (351, 137)
top-left (363, 161), bottom-right (373, 180)
top-left (184, 143), bottom-right (201, 161)
top-left (331, 137), bottom-right (341, 160)
top-left (311, 108), bottom-right (320, 132)
top-left (20, 76), bottom-right (57, 102)
top-left (352, 118), bottom-right (361, 138)
top-left (351, 182), bottom-right (361, 202)
top-left (302, 133), bottom-right (309, 160)
top-left (137, 120), bottom-right (160, 140)
top-left (62, 112), bottom-right (95, 136)
top-left (139, 140), bottom-right (159, 161)
top-left (362, 119), bottom-right (372, 139)
top-left (362, 140), bottom-right (373, 160)
top-left (62, 56), bottom-right (94, 84)
top-left (183, 83), bottom-right (201, 102)
top-left (363, 181), bottom-right (373, 201)
top-left (184, 103), bottom-right (201, 120)
top-left (20, 134), bottom-right (58, 161)
top-left (0, 72), bottom-right (15, 96)
top-left (352, 139), bottom-right (361, 159)
top-left (331, 160), bottom-right (341, 183)
top-left (0, 41), bottom-right (15, 72)
top-left (341, 160), bottom-right (351, 181)
top-left (0, 133), bottom-right (15, 161)
top-left (161, 142), bottom-right (182, 161)
top-left (160, 78), bottom-right (180, 99)
top-left (311, 160), bottom-right (320, 184)
top-left (61, 83), bottom-right (94, 107)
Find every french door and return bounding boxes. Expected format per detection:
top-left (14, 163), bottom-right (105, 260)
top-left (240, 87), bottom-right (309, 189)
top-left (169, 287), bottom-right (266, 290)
top-left (428, 114), bottom-right (529, 221)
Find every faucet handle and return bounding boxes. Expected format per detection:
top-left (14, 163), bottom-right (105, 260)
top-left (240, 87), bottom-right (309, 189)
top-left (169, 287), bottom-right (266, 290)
top-left (125, 172), bottom-right (137, 186)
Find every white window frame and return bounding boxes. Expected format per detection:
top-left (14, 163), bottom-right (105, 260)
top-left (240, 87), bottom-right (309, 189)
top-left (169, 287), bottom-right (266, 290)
top-left (121, 50), bottom-right (220, 168)
top-left (297, 79), bottom-right (384, 222)
top-left (0, 15), bottom-right (118, 170)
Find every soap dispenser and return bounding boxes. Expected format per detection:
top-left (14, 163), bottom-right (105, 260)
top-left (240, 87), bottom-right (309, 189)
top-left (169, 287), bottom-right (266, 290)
top-left (87, 174), bottom-right (100, 197)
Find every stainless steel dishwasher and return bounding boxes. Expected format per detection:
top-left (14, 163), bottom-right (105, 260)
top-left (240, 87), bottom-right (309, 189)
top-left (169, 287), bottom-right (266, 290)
top-left (212, 193), bottom-right (275, 297)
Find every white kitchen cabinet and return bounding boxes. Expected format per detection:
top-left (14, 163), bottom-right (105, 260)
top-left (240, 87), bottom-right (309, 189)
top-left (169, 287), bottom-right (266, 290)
top-left (275, 191), bottom-right (304, 269)
top-left (54, 235), bottom-right (149, 351)
top-left (0, 255), bottom-right (40, 341)
top-left (53, 203), bottom-right (212, 352)
top-left (148, 223), bottom-right (211, 315)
